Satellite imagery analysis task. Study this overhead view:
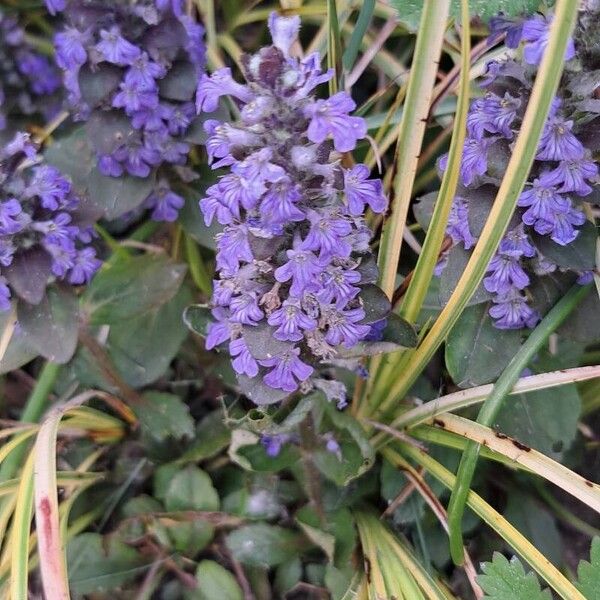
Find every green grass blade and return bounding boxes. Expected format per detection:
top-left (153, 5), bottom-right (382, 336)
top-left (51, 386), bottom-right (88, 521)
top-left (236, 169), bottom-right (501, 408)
top-left (447, 283), bottom-right (591, 564)
top-left (342, 0), bottom-right (375, 73)
top-left (388, 446), bottom-right (585, 600)
top-left (376, 0), bottom-right (450, 299)
top-left (9, 453), bottom-right (34, 600)
top-left (399, 0), bottom-right (470, 323)
top-left (373, 0), bottom-right (581, 415)
top-left (327, 0), bottom-right (343, 93)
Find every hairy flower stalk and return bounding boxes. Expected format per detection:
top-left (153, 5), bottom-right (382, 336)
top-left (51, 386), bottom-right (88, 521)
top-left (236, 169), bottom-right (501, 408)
top-left (439, 10), bottom-right (599, 329)
top-left (196, 14), bottom-right (387, 402)
top-left (0, 132), bottom-right (101, 310)
top-left (0, 11), bottom-right (61, 132)
top-left (48, 0), bottom-right (205, 221)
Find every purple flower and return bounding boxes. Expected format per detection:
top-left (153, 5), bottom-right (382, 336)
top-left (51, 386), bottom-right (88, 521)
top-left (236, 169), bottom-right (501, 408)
top-left (98, 154), bottom-right (124, 177)
top-left (447, 197), bottom-right (476, 249)
top-left (301, 210), bottom-right (352, 258)
top-left (544, 157), bottom-right (598, 196)
top-left (274, 246), bottom-right (322, 297)
top-left (483, 254), bottom-right (530, 294)
top-left (260, 178), bottom-right (305, 228)
top-left (230, 337), bottom-right (259, 377)
top-left (268, 12), bottom-right (301, 57)
top-left (268, 299), bottom-right (317, 341)
top-left (498, 226), bottom-right (536, 258)
top-left (232, 148), bottom-right (285, 193)
top-left (26, 166), bottom-right (71, 210)
top-left (517, 175), bottom-right (571, 232)
top-left (466, 97), bottom-right (492, 140)
top-left (205, 121), bottom-right (259, 165)
top-left (0, 199), bottom-right (24, 235)
top-left (549, 203), bottom-right (586, 246)
top-left (0, 277), bottom-right (11, 311)
top-left (521, 15), bottom-right (575, 66)
top-left (317, 266), bottom-right (361, 307)
top-left (230, 293), bottom-right (264, 325)
top-left (125, 52), bottom-right (166, 89)
top-left (343, 165), bottom-right (387, 215)
top-left (260, 347), bottom-right (314, 393)
top-left (114, 142), bottom-right (160, 178)
top-left (323, 306), bottom-right (370, 347)
top-left (68, 248), bottom-right (101, 284)
top-left (196, 68), bottom-right (253, 113)
top-left (489, 290), bottom-right (539, 329)
top-left (216, 225), bottom-right (254, 273)
top-left (304, 92), bottom-right (367, 152)
top-left (205, 312), bottom-right (232, 350)
top-left (200, 183), bottom-right (239, 226)
top-left (112, 80), bottom-right (159, 114)
top-left (261, 433), bottom-right (291, 457)
top-left (148, 187), bottom-right (184, 222)
top-left (459, 137), bottom-right (494, 186)
top-left (95, 26), bottom-right (141, 66)
top-left (484, 92), bottom-right (520, 138)
top-left (44, 0), bottom-right (66, 15)
top-left (488, 15), bottom-right (524, 48)
top-left (537, 116), bottom-right (585, 161)
top-left (17, 53), bottom-right (61, 95)
top-left (54, 27), bottom-right (90, 69)
top-left (166, 102), bottom-right (195, 135)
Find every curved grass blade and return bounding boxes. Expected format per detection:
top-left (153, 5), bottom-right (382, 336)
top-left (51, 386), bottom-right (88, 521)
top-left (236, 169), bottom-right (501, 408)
top-left (376, 0), bottom-right (451, 298)
top-left (399, 0), bottom-right (471, 324)
top-left (372, 365), bottom-right (600, 446)
top-left (386, 446), bottom-right (586, 600)
top-left (373, 0), bottom-right (581, 418)
top-left (447, 283), bottom-right (590, 564)
top-left (9, 453), bottom-right (34, 600)
top-left (342, 0), bottom-right (375, 73)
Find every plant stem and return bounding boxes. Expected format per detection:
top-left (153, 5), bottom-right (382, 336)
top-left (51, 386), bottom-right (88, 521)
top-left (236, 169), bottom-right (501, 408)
top-left (0, 361), bottom-right (60, 482)
top-left (184, 234), bottom-right (212, 296)
top-left (447, 283), bottom-right (591, 564)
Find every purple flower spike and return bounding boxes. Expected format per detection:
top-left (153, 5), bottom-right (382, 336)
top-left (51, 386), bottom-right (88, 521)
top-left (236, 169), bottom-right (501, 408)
top-left (148, 187), bottom-right (185, 223)
top-left (489, 290), bottom-right (539, 329)
top-left (483, 254), bottom-right (530, 294)
top-left (197, 13), bottom-right (389, 401)
top-left (446, 197), bottom-right (476, 250)
top-left (304, 92), bottom-right (367, 152)
top-left (45, 0), bottom-right (66, 15)
top-left (0, 199), bottom-right (25, 235)
top-left (260, 347), bottom-right (314, 393)
top-left (544, 157), bottom-right (598, 196)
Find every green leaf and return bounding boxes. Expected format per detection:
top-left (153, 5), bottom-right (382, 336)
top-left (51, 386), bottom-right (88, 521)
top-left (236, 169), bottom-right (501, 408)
top-left (274, 558), bottom-right (303, 597)
top-left (104, 283), bottom-right (191, 387)
top-left (179, 183), bottom-right (219, 249)
top-left (177, 410), bottom-right (231, 464)
top-left (391, 0), bottom-right (547, 31)
top-left (82, 254), bottom-right (186, 324)
top-left (168, 520), bottom-right (214, 559)
top-left (445, 302), bottom-right (522, 387)
top-left (236, 372), bottom-right (291, 405)
top-left (477, 552), bottom-right (551, 600)
top-left (312, 397), bottom-right (375, 486)
top-left (558, 291), bottom-right (600, 343)
top-left (187, 560), bottom-right (243, 600)
top-left (183, 303), bottom-right (212, 337)
top-left (67, 533), bottom-right (149, 595)
top-left (439, 246), bottom-right (492, 307)
top-left (225, 524), bottom-right (306, 568)
top-left (45, 125), bottom-right (154, 219)
top-left (18, 286), bottom-right (78, 363)
top-left (503, 491), bottom-right (562, 567)
top-left (134, 392), bottom-right (195, 443)
top-left (358, 284), bottom-right (391, 324)
top-left (532, 221), bottom-right (597, 271)
top-left (0, 307), bottom-right (36, 374)
top-left (295, 505), bottom-right (336, 562)
top-left (576, 537), bottom-right (600, 599)
top-left (495, 384), bottom-right (581, 459)
top-left (164, 466), bottom-right (220, 512)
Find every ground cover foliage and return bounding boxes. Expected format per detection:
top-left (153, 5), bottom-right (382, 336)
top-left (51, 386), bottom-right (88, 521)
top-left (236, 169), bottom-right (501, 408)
top-left (0, 0), bottom-right (600, 598)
